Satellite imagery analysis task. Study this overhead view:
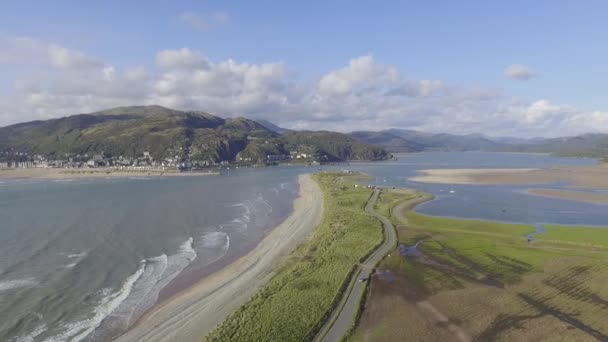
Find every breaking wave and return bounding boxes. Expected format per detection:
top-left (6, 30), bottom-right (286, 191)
top-left (0, 278), bottom-right (38, 293)
top-left (44, 237), bottom-right (197, 342)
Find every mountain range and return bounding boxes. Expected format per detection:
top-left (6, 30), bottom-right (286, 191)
top-left (0, 106), bottom-right (388, 164)
top-left (1, 106), bottom-right (607, 164)
top-left (347, 129), bottom-right (608, 159)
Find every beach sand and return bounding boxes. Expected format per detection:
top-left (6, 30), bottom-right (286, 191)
top-left (0, 168), bottom-right (218, 179)
top-left (410, 165), bottom-right (608, 188)
top-left (115, 173), bottom-right (323, 342)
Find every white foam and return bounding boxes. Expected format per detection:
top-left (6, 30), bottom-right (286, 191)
top-left (255, 193), bottom-right (273, 212)
top-left (11, 323), bottom-right (47, 342)
top-left (64, 252), bottom-right (87, 259)
top-left (44, 264), bottom-right (144, 342)
top-left (44, 237), bottom-right (205, 340)
top-left (0, 277), bottom-right (37, 292)
top-left (200, 231), bottom-right (230, 252)
top-left (62, 262), bottom-right (78, 269)
top-left (79, 237), bottom-right (199, 339)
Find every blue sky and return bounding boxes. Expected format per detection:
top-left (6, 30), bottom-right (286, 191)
top-left (1, 0), bottom-right (607, 136)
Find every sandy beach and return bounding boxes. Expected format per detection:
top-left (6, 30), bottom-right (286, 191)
top-left (0, 168), bottom-right (219, 179)
top-left (115, 173), bottom-right (323, 342)
top-left (528, 188), bottom-right (608, 204)
top-left (410, 165), bottom-right (608, 188)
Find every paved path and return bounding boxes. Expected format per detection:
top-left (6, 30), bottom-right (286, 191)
top-left (316, 189), bottom-right (397, 342)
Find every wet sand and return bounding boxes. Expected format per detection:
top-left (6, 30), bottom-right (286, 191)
top-left (528, 188), bottom-right (608, 204)
top-left (115, 173), bottom-right (323, 342)
top-left (0, 168), bottom-right (218, 179)
top-left (410, 165), bottom-right (608, 189)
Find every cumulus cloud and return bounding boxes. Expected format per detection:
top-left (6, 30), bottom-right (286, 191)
top-left (0, 38), bottom-right (607, 137)
top-left (156, 48), bottom-right (209, 70)
top-left (178, 12), bottom-right (229, 32)
top-left (385, 80), bottom-right (445, 97)
top-left (318, 56), bottom-right (398, 97)
top-left (504, 64), bottom-right (537, 81)
top-left (48, 44), bottom-right (102, 70)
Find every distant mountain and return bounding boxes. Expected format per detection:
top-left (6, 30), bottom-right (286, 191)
top-left (282, 131), bottom-right (389, 161)
top-left (349, 127), bottom-right (608, 160)
top-left (348, 131), bottom-right (425, 152)
top-left (0, 106), bottom-right (388, 164)
top-left (256, 119), bottom-right (292, 134)
top-left (510, 133), bottom-right (608, 158)
top-left (350, 129), bottom-right (506, 152)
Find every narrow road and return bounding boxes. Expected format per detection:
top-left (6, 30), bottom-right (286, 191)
top-left (316, 189), bottom-right (397, 342)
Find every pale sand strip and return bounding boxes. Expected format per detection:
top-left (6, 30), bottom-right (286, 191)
top-left (528, 188), bottom-right (608, 204)
top-left (409, 164), bottom-right (608, 189)
top-left (115, 173), bottom-right (323, 342)
top-left (0, 168), bottom-right (218, 179)
top-left (409, 168), bottom-right (538, 185)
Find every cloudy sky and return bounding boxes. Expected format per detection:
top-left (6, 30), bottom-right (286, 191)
top-left (1, 1), bottom-right (608, 137)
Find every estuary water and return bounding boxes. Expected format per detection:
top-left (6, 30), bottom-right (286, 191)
top-left (0, 152), bottom-right (605, 341)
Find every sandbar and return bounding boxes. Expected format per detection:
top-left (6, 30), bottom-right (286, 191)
top-left (528, 188), bottom-right (608, 204)
top-left (409, 164), bottom-right (608, 189)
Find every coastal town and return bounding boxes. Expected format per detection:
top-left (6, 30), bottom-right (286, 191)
top-left (0, 149), bottom-right (325, 171)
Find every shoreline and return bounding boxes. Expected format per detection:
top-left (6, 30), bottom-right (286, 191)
top-left (115, 173), bottom-right (323, 342)
top-left (528, 188), bottom-right (608, 205)
top-left (0, 168), bottom-right (219, 179)
top-left (409, 165), bottom-right (608, 188)
top-left (409, 165), bottom-right (608, 203)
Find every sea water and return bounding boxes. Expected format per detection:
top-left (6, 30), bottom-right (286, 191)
top-left (1, 152), bottom-right (605, 341)
top-left (0, 170), bottom-right (299, 341)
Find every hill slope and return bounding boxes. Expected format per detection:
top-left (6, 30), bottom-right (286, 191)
top-left (0, 106), bottom-right (387, 164)
top-left (348, 131), bottom-right (425, 152)
top-left (510, 133), bottom-right (608, 158)
top-left (350, 129), bottom-right (506, 152)
top-left (282, 131), bottom-right (389, 161)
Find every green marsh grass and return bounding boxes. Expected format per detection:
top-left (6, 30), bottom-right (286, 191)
top-left (205, 173), bottom-right (383, 342)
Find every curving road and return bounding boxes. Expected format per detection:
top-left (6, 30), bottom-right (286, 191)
top-left (316, 189), bottom-right (397, 342)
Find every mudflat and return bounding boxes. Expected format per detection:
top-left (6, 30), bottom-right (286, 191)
top-left (528, 188), bottom-right (608, 204)
top-left (410, 164), bottom-right (608, 188)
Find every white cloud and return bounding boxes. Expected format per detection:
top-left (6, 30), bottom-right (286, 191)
top-left (0, 39), bottom-right (607, 138)
top-left (385, 80), bottom-right (445, 97)
top-left (178, 12), bottom-right (229, 32)
top-left (156, 48), bottom-right (209, 70)
top-left (504, 64), bottom-right (537, 81)
top-left (318, 56), bottom-right (398, 97)
top-left (48, 44), bottom-right (102, 70)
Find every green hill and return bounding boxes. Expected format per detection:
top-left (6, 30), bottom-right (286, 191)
top-left (0, 106), bottom-right (388, 164)
top-left (509, 133), bottom-right (608, 158)
top-left (282, 131), bottom-right (389, 161)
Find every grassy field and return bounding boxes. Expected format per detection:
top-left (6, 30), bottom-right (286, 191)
top-left (373, 189), bottom-right (418, 219)
top-left (204, 172), bottom-right (383, 342)
top-left (353, 190), bottom-right (608, 342)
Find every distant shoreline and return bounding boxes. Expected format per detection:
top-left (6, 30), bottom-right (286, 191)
top-left (409, 164), bottom-right (608, 204)
top-left (0, 168), bottom-right (219, 179)
top-left (410, 164), bottom-right (608, 188)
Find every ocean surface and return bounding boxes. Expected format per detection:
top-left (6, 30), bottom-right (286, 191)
top-left (1, 152), bottom-right (605, 341)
